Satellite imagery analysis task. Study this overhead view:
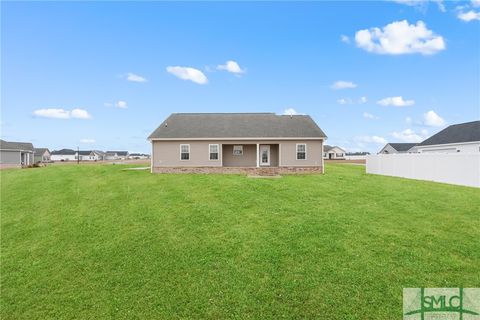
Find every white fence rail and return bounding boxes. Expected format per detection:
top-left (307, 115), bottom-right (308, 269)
top-left (366, 154), bottom-right (480, 188)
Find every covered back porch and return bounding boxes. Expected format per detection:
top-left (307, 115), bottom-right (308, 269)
top-left (222, 144), bottom-right (279, 167)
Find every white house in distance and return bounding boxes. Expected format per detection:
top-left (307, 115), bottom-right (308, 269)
top-left (323, 145), bottom-right (346, 159)
top-left (51, 149), bottom-right (77, 161)
top-left (77, 150), bottom-right (105, 161)
top-left (414, 121), bottom-right (480, 153)
top-left (105, 151), bottom-right (129, 160)
top-left (378, 143), bottom-right (418, 154)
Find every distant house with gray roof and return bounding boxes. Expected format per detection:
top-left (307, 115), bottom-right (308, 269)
top-left (51, 149), bottom-right (77, 161)
top-left (415, 121), bottom-right (480, 153)
top-left (378, 143), bottom-right (419, 154)
top-left (323, 145), bottom-right (346, 159)
top-left (34, 148), bottom-right (51, 163)
top-left (148, 113), bottom-right (327, 173)
top-left (0, 139), bottom-right (35, 168)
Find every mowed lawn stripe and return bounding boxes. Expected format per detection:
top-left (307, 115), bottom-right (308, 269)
top-left (1, 164), bottom-right (479, 319)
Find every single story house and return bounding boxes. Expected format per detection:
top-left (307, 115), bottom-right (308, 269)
top-left (105, 151), bottom-right (129, 160)
top-left (34, 148), bottom-right (51, 163)
top-left (78, 150), bottom-right (104, 161)
top-left (128, 153), bottom-right (150, 159)
top-left (148, 113), bottom-right (327, 173)
top-left (0, 139), bottom-right (35, 168)
top-left (378, 143), bottom-right (418, 154)
top-left (51, 149), bottom-right (77, 161)
top-left (323, 145), bottom-right (346, 159)
top-left (415, 120), bottom-right (480, 153)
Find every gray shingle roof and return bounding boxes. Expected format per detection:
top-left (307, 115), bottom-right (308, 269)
top-left (51, 149), bottom-right (76, 155)
top-left (0, 139), bottom-right (34, 151)
top-left (148, 113), bottom-right (327, 139)
top-left (34, 148), bottom-right (50, 155)
top-left (388, 143), bottom-right (418, 152)
top-left (106, 151), bottom-right (129, 156)
top-left (324, 145), bottom-right (345, 152)
top-left (418, 121), bottom-right (480, 146)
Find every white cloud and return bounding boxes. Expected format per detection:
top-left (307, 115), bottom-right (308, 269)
top-left (33, 108), bottom-right (91, 119)
top-left (337, 98), bottom-right (353, 105)
top-left (104, 102), bottom-right (113, 107)
top-left (80, 139), bottom-right (96, 144)
top-left (473, 0), bottom-right (480, 7)
top-left (391, 128), bottom-right (426, 142)
top-left (115, 100), bottom-right (128, 109)
top-left (406, 116), bottom-right (413, 124)
top-left (355, 20), bottom-right (445, 55)
top-left (359, 96), bottom-right (368, 104)
top-left (331, 81), bottom-right (357, 90)
top-left (340, 35), bottom-right (350, 43)
top-left (70, 109), bottom-right (91, 119)
top-left (283, 108), bottom-right (298, 115)
top-left (377, 96), bottom-right (415, 107)
top-left (217, 60), bottom-right (245, 74)
top-left (393, 0), bottom-right (446, 12)
top-left (166, 66), bottom-right (208, 85)
top-left (423, 110), bottom-right (446, 127)
top-left (126, 73), bottom-right (147, 82)
top-left (355, 135), bottom-right (388, 144)
top-left (363, 112), bottom-right (379, 119)
top-left (458, 10), bottom-right (480, 21)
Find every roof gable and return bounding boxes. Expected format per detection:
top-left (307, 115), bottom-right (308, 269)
top-left (418, 121), bottom-right (480, 146)
top-left (388, 143), bottom-right (418, 152)
top-left (148, 113), bottom-right (327, 139)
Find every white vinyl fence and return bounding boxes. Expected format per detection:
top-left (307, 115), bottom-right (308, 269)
top-left (366, 154), bottom-right (480, 188)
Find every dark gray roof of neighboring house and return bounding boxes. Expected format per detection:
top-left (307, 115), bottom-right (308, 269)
top-left (388, 143), bottom-right (419, 152)
top-left (418, 121), bottom-right (480, 146)
top-left (106, 151), bottom-right (128, 156)
top-left (78, 150), bottom-right (93, 156)
top-left (34, 148), bottom-right (50, 155)
top-left (51, 149), bottom-right (76, 155)
top-left (324, 145), bottom-right (345, 152)
top-left (0, 139), bottom-right (34, 152)
top-left (346, 152), bottom-right (370, 155)
top-left (148, 113), bottom-right (327, 139)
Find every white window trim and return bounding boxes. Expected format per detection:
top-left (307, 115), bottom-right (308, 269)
top-left (209, 144), bottom-right (219, 161)
top-left (296, 143), bottom-right (307, 160)
top-left (180, 144), bottom-right (190, 161)
top-left (233, 145), bottom-right (243, 156)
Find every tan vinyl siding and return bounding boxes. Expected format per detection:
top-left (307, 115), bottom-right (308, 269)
top-left (153, 139), bottom-right (323, 168)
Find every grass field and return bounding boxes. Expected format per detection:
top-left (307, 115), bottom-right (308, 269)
top-left (1, 164), bottom-right (479, 319)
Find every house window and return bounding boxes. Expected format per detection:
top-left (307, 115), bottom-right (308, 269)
top-left (296, 144), bottom-right (306, 160)
top-left (233, 145), bottom-right (243, 155)
top-left (209, 144), bottom-right (219, 160)
top-left (336, 153), bottom-right (343, 157)
top-left (180, 144), bottom-right (190, 160)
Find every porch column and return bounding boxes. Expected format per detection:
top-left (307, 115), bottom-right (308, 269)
top-left (256, 144), bottom-right (260, 167)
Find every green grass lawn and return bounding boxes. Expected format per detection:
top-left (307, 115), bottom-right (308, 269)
top-left (1, 164), bottom-right (479, 319)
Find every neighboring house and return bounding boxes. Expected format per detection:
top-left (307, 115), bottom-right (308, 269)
top-left (345, 152), bottom-right (370, 160)
top-left (378, 143), bottom-right (418, 154)
top-left (415, 120), bottom-right (480, 153)
top-left (34, 148), bottom-right (51, 163)
top-left (148, 113), bottom-right (327, 173)
top-left (323, 145), bottom-right (346, 159)
top-left (51, 149), bottom-right (77, 161)
top-left (105, 151), bottom-right (129, 160)
top-left (0, 139), bottom-right (35, 168)
top-left (129, 153), bottom-right (150, 159)
top-left (77, 150), bottom-right (104, 161)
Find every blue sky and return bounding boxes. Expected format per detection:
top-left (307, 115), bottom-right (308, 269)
top-left (2, 1), bottom-right (479, 153)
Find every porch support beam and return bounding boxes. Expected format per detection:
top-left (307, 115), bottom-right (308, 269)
top-left (256, 144), bottom-right (260, 167)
